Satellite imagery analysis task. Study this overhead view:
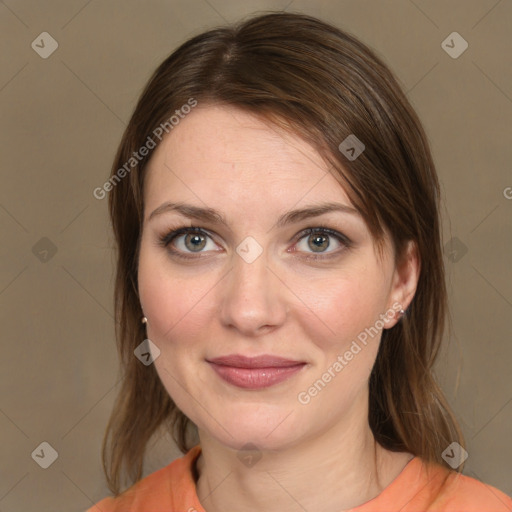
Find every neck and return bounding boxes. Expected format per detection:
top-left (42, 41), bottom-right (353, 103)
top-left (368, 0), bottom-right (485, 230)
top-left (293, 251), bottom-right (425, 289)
top-left (194, 398), bottom-right (412, 512)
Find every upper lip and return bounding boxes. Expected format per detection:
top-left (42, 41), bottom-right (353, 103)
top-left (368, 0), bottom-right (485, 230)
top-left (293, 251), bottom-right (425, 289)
top-left (207, 354), bottom-right (305, 368)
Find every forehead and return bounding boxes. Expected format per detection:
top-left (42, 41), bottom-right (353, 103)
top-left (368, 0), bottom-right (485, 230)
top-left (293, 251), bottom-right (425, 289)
top-left (143, 104), bottom-right (354, 210)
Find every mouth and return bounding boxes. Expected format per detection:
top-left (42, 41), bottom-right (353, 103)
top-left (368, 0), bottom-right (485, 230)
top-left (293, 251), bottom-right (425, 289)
top-left (206, 354), bottom-right (307, 389)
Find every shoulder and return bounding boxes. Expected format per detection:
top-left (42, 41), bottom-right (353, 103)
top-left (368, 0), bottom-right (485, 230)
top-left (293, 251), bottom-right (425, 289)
top-left (365, 455), bottom-right (512, 512)
top-left (431, 468), bottom-right (512, 512)
top-left (407, 458), bottom-right (512, 512)
top-left (86, 445), bottom-right (202, 512)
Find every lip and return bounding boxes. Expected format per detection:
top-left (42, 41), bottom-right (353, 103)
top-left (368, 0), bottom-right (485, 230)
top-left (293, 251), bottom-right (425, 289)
top-left (207, 354), bottom-right (304, 368)
top-left (207, 354), bottom-right (307, 390)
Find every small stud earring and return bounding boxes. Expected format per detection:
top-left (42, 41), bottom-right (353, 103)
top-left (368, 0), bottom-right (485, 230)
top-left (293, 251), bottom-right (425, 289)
top-left (141, 316), bottom-right (148, 324)
top-left (399, 309), bottom-right (405, 315)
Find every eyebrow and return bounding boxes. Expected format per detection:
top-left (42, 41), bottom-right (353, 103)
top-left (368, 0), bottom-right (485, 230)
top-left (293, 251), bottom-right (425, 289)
top-left (147, 201), bottom-right (361, 227)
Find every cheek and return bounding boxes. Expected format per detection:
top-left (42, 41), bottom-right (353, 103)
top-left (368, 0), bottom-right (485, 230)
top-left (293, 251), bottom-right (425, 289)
top-left (137, 246), bottom-right (218, 346)
top-left (291, 268), bottom-right (386, 348)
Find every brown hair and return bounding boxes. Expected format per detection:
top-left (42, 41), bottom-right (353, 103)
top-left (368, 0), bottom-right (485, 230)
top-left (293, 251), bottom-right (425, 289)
top-left (102, 11), bottom-right (464, 495)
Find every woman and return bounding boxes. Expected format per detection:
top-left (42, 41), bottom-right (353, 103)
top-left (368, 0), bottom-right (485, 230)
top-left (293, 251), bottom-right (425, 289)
top-left (88, 12), bottom-right (512, 512)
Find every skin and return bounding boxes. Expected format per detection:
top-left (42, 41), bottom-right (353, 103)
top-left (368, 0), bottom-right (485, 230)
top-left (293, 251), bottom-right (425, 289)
top-left (138, 104), bottom-right (420, 512)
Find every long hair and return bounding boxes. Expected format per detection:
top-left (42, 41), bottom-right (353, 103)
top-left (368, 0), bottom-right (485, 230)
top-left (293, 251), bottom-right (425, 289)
top-left (102, 11), bottom-right (464, 495)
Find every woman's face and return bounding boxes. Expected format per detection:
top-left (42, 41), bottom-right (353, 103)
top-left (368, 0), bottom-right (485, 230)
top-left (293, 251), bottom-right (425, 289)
top-left (138, 104), bottom-right (409, 451)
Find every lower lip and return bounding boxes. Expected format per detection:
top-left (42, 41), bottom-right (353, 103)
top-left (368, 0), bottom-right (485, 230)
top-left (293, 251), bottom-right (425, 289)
top-left (208, 362), bottom-right (306, 389)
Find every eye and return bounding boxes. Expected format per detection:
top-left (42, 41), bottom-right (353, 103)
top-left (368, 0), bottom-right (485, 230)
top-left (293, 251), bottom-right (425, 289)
top-left (293, 227), bottom-right (351, 258)
top-left (158, 225), bottom-right (352, 261)
top-left (158, 227), bottom-right (220, 258)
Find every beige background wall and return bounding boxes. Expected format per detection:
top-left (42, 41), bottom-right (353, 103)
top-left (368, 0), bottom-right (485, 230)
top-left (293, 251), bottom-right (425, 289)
top-left (0, 1), bottom-right (511, 510)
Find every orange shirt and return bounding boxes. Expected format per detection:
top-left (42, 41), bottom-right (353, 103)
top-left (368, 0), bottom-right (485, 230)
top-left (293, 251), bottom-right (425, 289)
top-left (87, 445), bottom-right (512, 511)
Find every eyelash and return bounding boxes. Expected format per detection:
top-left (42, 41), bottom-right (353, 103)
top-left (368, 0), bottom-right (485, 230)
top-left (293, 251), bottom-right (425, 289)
top-left (157, 225), bottom-right (353, 261)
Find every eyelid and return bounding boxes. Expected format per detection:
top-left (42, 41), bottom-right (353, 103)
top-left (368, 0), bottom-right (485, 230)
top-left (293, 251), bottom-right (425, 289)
top-left (158, 225), bottom-right (215, 247)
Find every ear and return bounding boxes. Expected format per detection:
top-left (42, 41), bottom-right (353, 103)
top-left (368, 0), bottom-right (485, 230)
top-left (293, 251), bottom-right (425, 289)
top-left (384, 240), bottom-right (421, 329)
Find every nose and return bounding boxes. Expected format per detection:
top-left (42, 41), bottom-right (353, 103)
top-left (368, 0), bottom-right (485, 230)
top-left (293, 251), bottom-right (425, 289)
top-left (219, 246), bottom-right (288, 337)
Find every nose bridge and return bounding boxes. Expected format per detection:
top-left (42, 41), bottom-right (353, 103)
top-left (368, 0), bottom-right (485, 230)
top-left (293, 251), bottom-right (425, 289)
top-left (219, 240), bottom-right (286, 334)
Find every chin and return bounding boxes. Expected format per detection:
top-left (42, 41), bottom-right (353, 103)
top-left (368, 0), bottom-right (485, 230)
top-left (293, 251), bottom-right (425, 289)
top-left (199, 406), bottom-right (303, 452)
top-left (211, 428), bottom-right (298, 453)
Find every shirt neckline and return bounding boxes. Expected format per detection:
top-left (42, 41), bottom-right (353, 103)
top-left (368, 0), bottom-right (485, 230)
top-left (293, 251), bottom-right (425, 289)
top-left (187, 446), bottom-right (424, 511)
